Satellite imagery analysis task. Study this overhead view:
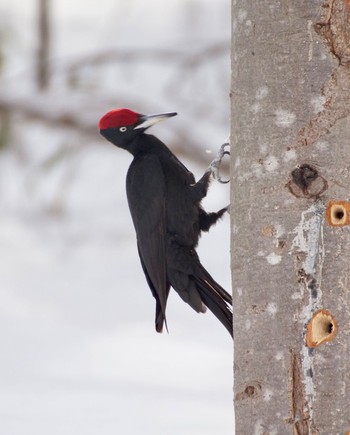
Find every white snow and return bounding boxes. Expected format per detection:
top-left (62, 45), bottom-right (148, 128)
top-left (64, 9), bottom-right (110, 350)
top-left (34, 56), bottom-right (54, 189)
top-left (274, 109), bottom-right (296, 128)
top-left (237, 9), bottom-right (248, 23)
top-left (250, 102), bottom-right (260, 114)
top-left (267, 302), bottom-right (278, 316)
top-left (266, 253), bottom-right (282, 265)
top-left (263, 388), bottom-right (273, 402)
top-left (275, 351), bottom-right (283, 361)
top-left (255, 86), bottom-right (269, 100)
top-left (263, 155), bottom-right (279, 172)
top-left (310, 95), bottom-right (326, 113)
top-left (283, 148), bottom-right (297, 162)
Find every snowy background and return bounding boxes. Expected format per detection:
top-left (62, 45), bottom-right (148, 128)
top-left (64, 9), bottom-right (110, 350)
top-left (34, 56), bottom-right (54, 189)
top-left (0, 1), bottom-right (232, 434)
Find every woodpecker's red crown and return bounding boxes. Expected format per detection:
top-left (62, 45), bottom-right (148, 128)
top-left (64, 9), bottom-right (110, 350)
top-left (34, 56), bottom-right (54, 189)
top-left (98, 108), bottom-right (140, 130)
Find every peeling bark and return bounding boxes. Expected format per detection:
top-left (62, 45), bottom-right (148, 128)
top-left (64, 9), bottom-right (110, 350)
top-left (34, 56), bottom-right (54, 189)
top-left (315, 0), bottom-right (350, 66)
top-left (295, 0), bottom-right (350, 148)
top-left (231, 0), bottom-right (350, 433)
top-left (288, 351), bottom-right (312, 435)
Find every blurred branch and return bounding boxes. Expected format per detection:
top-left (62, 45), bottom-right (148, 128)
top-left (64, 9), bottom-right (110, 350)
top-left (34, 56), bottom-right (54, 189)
top-left (59, 42), bottom-right (229, 75)
top-left (178, 42), bottom-right (229, 69)
top-left (37, 0), bottom-right (50, 90)
top-left (0, 92), bottom-right (95, 133)
top-left (0, 92), bottom-right (219, 167)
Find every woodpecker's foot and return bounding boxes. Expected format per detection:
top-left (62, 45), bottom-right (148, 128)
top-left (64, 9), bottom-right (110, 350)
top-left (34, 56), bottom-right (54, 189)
top-left (199, 206), bottom-right (229, 232)
top-left (208, 142), bottom-right (230, 184)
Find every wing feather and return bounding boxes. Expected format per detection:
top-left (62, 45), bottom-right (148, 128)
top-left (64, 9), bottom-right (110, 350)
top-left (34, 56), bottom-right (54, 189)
top-left (126, 154), bottom-right (170, 331)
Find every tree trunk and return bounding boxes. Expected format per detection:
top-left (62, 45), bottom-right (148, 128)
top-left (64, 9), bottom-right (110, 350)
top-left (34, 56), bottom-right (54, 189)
top-left (230, 1), bottom-right (350, 434)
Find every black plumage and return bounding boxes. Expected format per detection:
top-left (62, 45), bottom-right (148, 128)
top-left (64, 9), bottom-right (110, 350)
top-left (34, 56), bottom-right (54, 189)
top-left (99, 108), bottom-right (232, 336)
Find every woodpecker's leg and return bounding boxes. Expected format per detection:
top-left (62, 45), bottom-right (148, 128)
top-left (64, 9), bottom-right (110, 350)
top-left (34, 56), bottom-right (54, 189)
top-left (199, 206), bottom-right (229, 232)
top-left (208, 142), bottom-right (230, 184)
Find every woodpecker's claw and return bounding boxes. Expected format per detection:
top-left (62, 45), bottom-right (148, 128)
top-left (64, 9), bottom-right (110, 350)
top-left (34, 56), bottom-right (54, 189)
top-left (208, 142), bottom-right (230, 184)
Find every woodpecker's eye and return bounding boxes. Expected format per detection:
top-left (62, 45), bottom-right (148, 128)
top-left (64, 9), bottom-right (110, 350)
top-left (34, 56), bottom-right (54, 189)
top-left (119, 126), bottom-right (127, 132)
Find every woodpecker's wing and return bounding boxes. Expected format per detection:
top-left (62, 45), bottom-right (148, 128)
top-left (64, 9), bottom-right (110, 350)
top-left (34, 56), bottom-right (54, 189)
top-left (126, 154), bottom-right (170, 332)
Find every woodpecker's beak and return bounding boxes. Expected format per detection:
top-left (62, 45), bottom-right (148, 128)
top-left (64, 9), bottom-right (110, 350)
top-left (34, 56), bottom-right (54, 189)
top-left (134, 112), bottom-right (177, 130)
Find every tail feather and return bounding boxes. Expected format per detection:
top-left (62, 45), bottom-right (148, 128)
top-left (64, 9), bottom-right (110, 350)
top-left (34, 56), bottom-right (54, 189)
top-left (192, 269), bottom-right (233, 337)
top-left (155, 300), bottom-right (169, 333)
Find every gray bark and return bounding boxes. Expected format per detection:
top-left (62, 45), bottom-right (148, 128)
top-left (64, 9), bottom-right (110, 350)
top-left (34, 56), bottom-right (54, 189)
top-left (230, 1), bottom-right (350, 434)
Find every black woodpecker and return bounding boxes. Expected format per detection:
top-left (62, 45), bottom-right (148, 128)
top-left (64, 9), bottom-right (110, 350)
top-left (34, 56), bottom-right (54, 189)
top-left (98, 108), bottom-right (232, 337)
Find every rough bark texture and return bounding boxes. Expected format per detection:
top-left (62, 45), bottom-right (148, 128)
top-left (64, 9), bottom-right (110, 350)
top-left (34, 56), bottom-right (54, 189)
top-left (231, 1), bottom-right (350, 434)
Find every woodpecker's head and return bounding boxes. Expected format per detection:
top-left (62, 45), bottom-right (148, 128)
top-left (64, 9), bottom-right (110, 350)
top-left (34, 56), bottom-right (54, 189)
top-left (98, 108), bottom-right (177, 151)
